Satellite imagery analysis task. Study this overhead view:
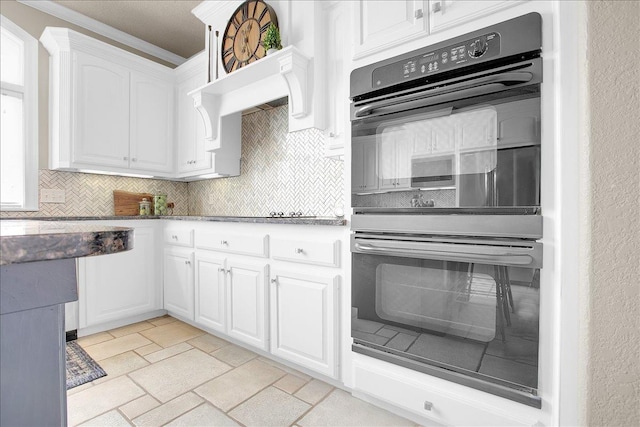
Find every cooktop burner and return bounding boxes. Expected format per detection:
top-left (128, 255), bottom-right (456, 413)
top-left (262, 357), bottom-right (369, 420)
top-left (268, 211), bottom-right (315, 218)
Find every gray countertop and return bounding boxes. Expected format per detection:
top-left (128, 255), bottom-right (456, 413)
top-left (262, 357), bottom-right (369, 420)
top-left (2, 215), bottom-right (348, 226)
top-left (0, 220), bottom-right (133, 265)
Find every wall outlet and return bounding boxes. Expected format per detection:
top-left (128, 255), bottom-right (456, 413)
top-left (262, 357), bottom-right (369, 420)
top-left (40, 188), bottom-right (66, 203)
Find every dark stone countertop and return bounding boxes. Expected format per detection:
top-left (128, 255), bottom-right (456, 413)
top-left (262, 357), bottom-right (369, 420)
top-left (0, 220), bottom-right (133, 265)
top-left (2, 215), bottom-right (348, 226)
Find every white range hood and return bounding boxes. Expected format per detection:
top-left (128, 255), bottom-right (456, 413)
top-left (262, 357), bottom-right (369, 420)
top-left (188, 46), bottom-right (313, 152)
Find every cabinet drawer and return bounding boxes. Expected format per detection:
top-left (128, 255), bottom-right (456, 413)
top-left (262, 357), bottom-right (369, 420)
top-left (271, 238), bottom-right (340, 267)
top-left (353, 360), bottom-right (537, 426)
top-left (164, 228), bottom-right (194, 247)
top-left (195, 231), bottom-right (268, 258)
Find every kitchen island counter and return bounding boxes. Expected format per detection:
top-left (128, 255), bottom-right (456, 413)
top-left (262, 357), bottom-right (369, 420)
top-left (0, 220), bottom-right (132, 265)
top-left (0, 221), bottom-right (133, 426)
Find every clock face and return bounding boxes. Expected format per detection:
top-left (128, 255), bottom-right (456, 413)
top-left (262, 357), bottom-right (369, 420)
top-left (221, 0), bottom-right (278, 73)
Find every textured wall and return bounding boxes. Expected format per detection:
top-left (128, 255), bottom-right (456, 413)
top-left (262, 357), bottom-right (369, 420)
top-left (583, 1), bottom-right (640, 425)
top-left (189, 105), bottom-right (344, 217)
top-left (0, 170), bottom-right (189, 217)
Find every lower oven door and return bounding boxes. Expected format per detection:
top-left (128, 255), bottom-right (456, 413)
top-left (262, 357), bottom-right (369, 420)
top-left (351, 233), bottom-right (542, 407)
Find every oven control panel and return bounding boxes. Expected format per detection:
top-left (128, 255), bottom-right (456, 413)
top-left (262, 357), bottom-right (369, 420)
top-left (372, 32), bottom-right (501, 88)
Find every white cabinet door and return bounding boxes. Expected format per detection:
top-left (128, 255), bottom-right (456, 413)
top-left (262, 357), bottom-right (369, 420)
top-left (80, 224), bottom-right (159, 328)
top-left (194, 253), bottom-right (227, 334)
top-left (176, 70), bottom-right (211, 174)
top-left (379, 128), bottom-right (413, 190)
top-left (73, 52), bottom-right (129, 168)
top-left (270, 270), bottom-right (339, 377)
top-left (352, 140), bottom-right (378, 192)
top-left (494, 97), bottom-right (540, 148)
top-left (457, 108), bottom-right (497, 150)
top-left (163, 248), bottom-right (194, 320)
top-left (322, 1), bottom-right (349, 155)
top-left (428, 0), bottom-right (526, 33)
top-left (353, 0), bottom-right (427, 59)
top-left (226, 260), bottom-right (269, 350)
top-left (130, 72), bottom-right (174, 173)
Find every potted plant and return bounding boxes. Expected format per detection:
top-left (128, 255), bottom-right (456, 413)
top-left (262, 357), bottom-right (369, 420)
top-left (262, 23), bottom-right (282, 55)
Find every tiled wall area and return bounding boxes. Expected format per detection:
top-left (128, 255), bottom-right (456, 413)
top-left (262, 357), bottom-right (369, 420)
top-left (189, 105), bottom-right (344, 217)
top-left (2, 105), bottom-right (344, 219)
top-left (0, 170), bottom-right (189, 218)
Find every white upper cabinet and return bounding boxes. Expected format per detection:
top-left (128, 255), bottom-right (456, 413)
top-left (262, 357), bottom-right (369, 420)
top-left (353, 0), bottom-right (528, 60)
top-left (174, 53), bottom-right (240, 179)
top-left (72, 52), bottom-right (130, 168)
top-left (320, 1), bottom-right (350, 157)
top-left (41, 27), bottom-right (174, 176)
top-left (428, 0), bottom-right (527, 33)
top-left (175, 55), bottom-right (212, 175)
top-left (130, 71), bottom-right (174, 173)
top-left (353, 0), bottom-right (428, 59)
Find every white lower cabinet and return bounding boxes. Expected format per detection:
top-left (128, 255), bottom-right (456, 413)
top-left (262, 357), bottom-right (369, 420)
top-left (163, 248), bottom-right (194, 320)
top-left (226, 260), bottom-right (269, 351)
top-left (79, 221), bottom-right (161, 329)
top-left (270, 269), bottom-right (339, 377)
top-left (194, 253), bottom-right (226, 334)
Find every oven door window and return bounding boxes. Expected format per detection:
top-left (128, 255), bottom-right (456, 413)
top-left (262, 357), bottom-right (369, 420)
top-left (352, 252), bottom-right (540, 392)
top-left (352, 92), bottom-right (541, 212)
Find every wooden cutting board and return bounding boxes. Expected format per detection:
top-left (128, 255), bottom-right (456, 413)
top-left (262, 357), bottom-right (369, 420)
top-left (113, 190), bottom-right (154, 216)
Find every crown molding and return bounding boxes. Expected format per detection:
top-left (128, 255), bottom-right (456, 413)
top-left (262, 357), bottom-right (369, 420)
top-left (17, 0), bottom-right (186, 66)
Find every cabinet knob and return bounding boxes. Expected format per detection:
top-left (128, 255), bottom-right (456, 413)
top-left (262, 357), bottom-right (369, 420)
top-left (295, 248), bottom-right (304, 254)
top-left (131, 158), bottom-right (137, 162)
top-left (123, 156), bottom-right (128, 161)
top-left (218, 267), bottom-right (225, 273)
top-left (432, 2), bottom-right (441, 13)
top-left (185, 260), bottom-right (191, 266)
top-left (172, 235), bottom-right (178, 240)
top-left (424, 401), bottom-right (433, 411)
top-left (270, 278), bottom-right (277, 284)
top-left (329, 132), bottom-right (336, 138)
top-left (221, 240), bottom-right (228, 245)
top-left (415, 8), bottom-right (424, 19)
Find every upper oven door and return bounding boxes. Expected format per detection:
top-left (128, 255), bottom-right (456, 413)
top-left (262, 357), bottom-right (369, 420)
top-left (351, 59), bottom-right (541, 214)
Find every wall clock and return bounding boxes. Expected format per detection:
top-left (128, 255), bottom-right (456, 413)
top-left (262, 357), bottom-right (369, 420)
top-left (221, 0), bottom-right (279, 73)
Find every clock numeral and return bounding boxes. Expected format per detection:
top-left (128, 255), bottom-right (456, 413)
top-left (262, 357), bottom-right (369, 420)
top-left (226, 57), bottom-right (237, 72)
top-left (250, 1), bottom-right (257, 18)
top-left (260, 22), bottom-right (272, 33)
top-left (257, 6), bottom-right (269, 24)
top-left (242, 2), bottom-right (249, 20)
top-left (233, 15), bottom-right (242, 29)
top-left (222, 47), bottom-right (234, 58)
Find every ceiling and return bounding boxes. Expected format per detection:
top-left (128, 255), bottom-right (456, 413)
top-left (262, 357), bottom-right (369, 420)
top-left (53, 0), bottom-right (205, 59)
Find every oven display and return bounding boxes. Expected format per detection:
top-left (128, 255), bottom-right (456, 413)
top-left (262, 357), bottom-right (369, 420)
top-left (373, 32), bottom-right (501, 87)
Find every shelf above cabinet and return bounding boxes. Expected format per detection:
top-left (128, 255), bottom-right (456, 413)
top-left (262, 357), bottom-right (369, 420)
top-left (188, 46), bottom-right (312, 151)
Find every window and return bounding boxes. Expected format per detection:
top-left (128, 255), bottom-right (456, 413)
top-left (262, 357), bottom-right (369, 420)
top-left (1, 15), bottom-right (38, 211)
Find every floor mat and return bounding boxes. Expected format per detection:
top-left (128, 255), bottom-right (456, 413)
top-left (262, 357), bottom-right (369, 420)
top-left (66, 340), bottom-right (106, 389)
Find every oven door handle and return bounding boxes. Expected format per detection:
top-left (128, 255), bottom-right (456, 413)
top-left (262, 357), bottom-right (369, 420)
top-left (353, 241), bottom-right (537, 267)
top-left (354, 71), bottom-right (533, 118)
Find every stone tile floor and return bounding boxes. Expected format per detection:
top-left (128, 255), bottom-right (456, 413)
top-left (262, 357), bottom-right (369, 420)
top-left (69, 315), bottom-right (418, 426)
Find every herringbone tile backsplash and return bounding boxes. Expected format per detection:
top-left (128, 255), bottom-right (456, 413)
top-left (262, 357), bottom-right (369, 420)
top-left (0, 170), bottom-right (189, 218)
top-left (189, 105), bottom-right (344, 217)
top-left (2, 105), bottom-right (344, 218)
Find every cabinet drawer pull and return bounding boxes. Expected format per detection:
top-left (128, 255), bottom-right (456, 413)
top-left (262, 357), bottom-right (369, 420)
top-left (424, 401), bottom-right (433, 411)
top-left (295, 248), bottom-right (304, 254)
top-left (270, 278), bottom-right (277, 284)
top-left (415, 8), bottom-right (423, 19)
top-left (221, 240), bottom-right (228, 245)
top-left (218, 267), bottom-right (225, 273)
top-left (172, 235), bottom-right (178, 240)
top-left (432, 2), bottom-right (441, 13)
top-left (185, 260), bottom-right (191, 266)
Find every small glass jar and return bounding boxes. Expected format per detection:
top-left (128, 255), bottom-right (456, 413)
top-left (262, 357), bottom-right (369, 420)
top-left (153, 194), bottom-right (168, 216)
top-left (139, 198), bottom-right (151, 216)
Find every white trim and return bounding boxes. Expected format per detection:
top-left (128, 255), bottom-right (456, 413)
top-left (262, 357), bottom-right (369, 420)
top-left (16, 0), bottom-right (187, 66)
top-left (0, 14), bottom-right (38, 211)
top-left (555, 1), bottom-right (585, 426)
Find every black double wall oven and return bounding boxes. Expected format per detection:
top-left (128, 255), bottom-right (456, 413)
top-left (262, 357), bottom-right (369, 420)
top-left (350, 13), bottom-right (544, 408)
